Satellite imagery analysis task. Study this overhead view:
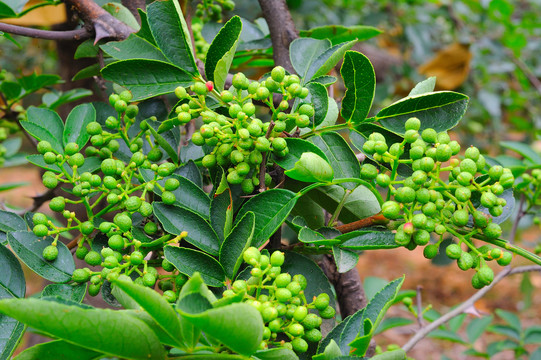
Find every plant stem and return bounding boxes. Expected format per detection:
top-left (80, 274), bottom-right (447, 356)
top-left (328, 188), bottom-right (351, 226)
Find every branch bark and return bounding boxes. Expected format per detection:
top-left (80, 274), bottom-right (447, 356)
top-left (64, 0), bottom-right (135, 42)
top-left (121, 0), bottom-right (146, 25)
top-left (258, 0), bottom-right (297, 73)
top-left (0, 22), bottom-right (92, 40)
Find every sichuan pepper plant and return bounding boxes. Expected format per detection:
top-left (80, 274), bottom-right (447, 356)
top-left (0, 1), bottom-right (540, 360)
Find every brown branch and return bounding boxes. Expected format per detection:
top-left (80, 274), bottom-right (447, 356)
top-left (0, 22), bottom-right (92, 40)
top-left (121, 0), bottom-right (145, 25)
top-left (258, 0), bottom-right (297, 73)
top-left (64, 0), bottom-right (135, 42)
top-left (335, 214), bottom-right (388, 233)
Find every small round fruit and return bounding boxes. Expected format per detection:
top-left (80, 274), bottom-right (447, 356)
top-left (85, 251), bottom-right (102, 266)
top-left (72, 268), bottom-right (90, 283)
top-left (423, 244), bottom-right (439, 259)
top-left (42, 245), bottom-right (58, 261)
top-left (33, 224), bottom-right (49, 237)
top-left (484, 223), bottom-right (502, 239)
top-left (288, 323), bottom-right (304, 337)
top-left (445, 244), bottom-right (462, 260)
top-left (292, 338), bottom-right (308, 353)
top-left (319, 306), bottom-right (336, 319)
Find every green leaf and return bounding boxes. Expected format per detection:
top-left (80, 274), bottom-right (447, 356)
top-left (285, 152), bottom-right (334, 183)
top-left (153, 202), bottom-right (220, 256)
top-left (309, 132), bottom-right (361, 189)
top-left (74, 39), bottom-right (98, 59)
top-left (467, 316), bottom-right (493, 343)
top-left (376, 91), bottom-right (469, 134)
top-left (274, 138), bottom-right (329, 171)
top-left (300, 25), bottom-right (382, 45)
top-left (0, 243), bottom-right (25, 360)
top-left (282, 251), bottom-right (336, 317)
top-left (205, 16), bottom-right (242, 92)
top-left (135, 9), bottom-right (156, 46)
top-left (254, 348), bottom-right (299, 360)
top-left (310, 75), bottom-right (337, 86)
top-left (408, 77), bottom-right (436, 97)
top-left (495, 309), bottom-right (521, 332)
top-left (332, 245), bottom-right (359, 273)
top-left (0, 182), bottom-right (28, 193)
top-left (43, 88), bottom-right (93, 110)
top-left (112, 279), bottom-right (184, 348)
top-left (102, 2), bottom-right (140, 31)
top-left (100, 34), bottom-right (168, 62)
top-left (219, 211), bottom-right (255, 279)
top-left (210, 190), bottom-right (233, 244)
top-left (336, 309), bottom-right (365, 354)
top-left (448, 313), bottom-right (467, 332)
top-left (298, 227), bottom-right (340, 245)
top-left (8, 231), bottom-right (74, 283)
top-left (147, 121), bottom-right (179, 165)
top-left (63, 103), bottom-right (95, 149)
top-left (488, 324), bottom-right (521, 340)
top-left (427, 329), bottom-right (467, 344)
top-left (18, 73), bottom-right (61, 93)
top-left (147, 0), bottom-right (197, 74)
top-left (340, 51), bottom-right (375, 123)
top-left (314, 339), bottom-right (343, 359)
top-left (177, 301), bottom-right (263, 356)
top-left (525, 326), bottom-right (541, 344)
top-left (375, 317), bottom-right (414, 335)
top-left (164, 246), bottom-right (225, 287)
top-left (0, 82), bottom-right (22, 100)
top-left (21, 107), bottom-right (64, 154)
top-left (13, 340), bottom-right (102, 360)
top-left (126, 310), bottom-right (181, 348)
top-left (304, 82), bottom-right (329, 128)
top-left (0, 298), bottom-right (166, 360)
top-left (235, 189), bottom-right (298, 248)
top-left (101, 59), bottom-right (194, 101)
top-left (41, 284), bottom-right (86, 303)
top-left (336, 230), bottom-right (398, 250)
top-left (369, 349), bottom-right (407, 360)
top-left (0, 210), bottom-right (26, 234)
top-left (500, 141), bottom-right (541, 164)
top-left (310, 41), bottom-right (357, 81)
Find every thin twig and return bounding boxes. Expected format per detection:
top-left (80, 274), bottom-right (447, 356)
top-left (416, 285), bottom-right (423, 328)
top-left (402, 265), bottom-right (541, 353)
top-left (0, 22), bottom-right (92, 40)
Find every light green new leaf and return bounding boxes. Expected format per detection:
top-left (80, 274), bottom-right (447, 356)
top-left (0, 298), bottom-right (166, 360)
top-left (63, 103), bottom-right (95, 149)
top-left (408, 77), bottom-right (436, 97)
top-left (147, 0), bottom-right (197, 74)
top-left (235, 189), bottom-right (298, 247)
top-left (177, 301), bottom-right (263, 356)
top-left (112, 279), bottom-right (184, 348)
top-left (340, 51), bottom-right (375, 123)
top-left (101, 59), bottom-right (194, 101)
top-left (205, 16), bottom-right (242, 91)
top-left (377, 91), bottom-right (469, 134)
top-left (164, 246), bottom-right (226, 287)
top-left (14, 340), bottom-right (102, 360)
top-left (285, 152), bottom-right (334, 183)
top-left (274, 138), bottom-right (329, 171)
top-left (103, 2), bottom-right (140, 31)
top-left (219, 211), bottom-right (255, 279)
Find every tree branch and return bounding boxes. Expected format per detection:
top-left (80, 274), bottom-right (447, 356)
top-left (402, 265), bottom-right (541, 353)
top-left (121, 0), bottom-right (145, 25)
top-left (64, 0), bottom-right (135, 42)
top-left (0, 22), bottom-right (92, 40)
top-left (258, 0), bottom-right (297, 73)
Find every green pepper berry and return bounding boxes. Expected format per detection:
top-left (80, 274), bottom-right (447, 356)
top-left (288, 323), bottom-right (304, 337)
top-left (274, 273), bottom-right (292, 288)
top-left (270, 251), bottom-right (285, 266)
top-left (489, 165), bottom-right (504, 181)
top-left (419, 157), bottom-right (435, 172)
top-left (395, 186), bottom-right (416, 203)
top-left (49, 197), bottom-right (66, 212)
top-left (272, 137), bottom-right (287, 151)
top-left (103, 255), bottom-right (119, 269)
top-left (314, 293), bottom-right (330, 310)
top-left (381, 201), bottom-right (401, 220)
top-left (478, 266), bottom-right (494, 285)
top-left (37, 141), bottom-right (53, 154)
top-left (423, 244), bottom-right (439, 259)
top-left (72, 268), bottom-right (91, 283)
top-left (394, 230), bottom-right (410, 246)
top-left (497, 252), bottom-right (512, 266)
top-left (376, 173), bottom-right (391, 187)
top-left (405, 117), bottom-right (421, 131)
top-left (304, 328), bottom-right (322, 343)
top-left (457, 252), bottom-right (474, 270)
top-left (42, 245), bottom-right (58, 261)
top-left (243, 246), bottom-right (261, 266)
top-left (64, 142), bottom-right (79, 156)
top-left (125, 196), bottom-right (142, 212)
top-left (360, 163), bottom-right (378, 180)
top-left (460, 159), bottom-right (477, 175)
top-left (435, 144), bottom-right (452, 162)
top-left (452, 209), bottom-right (469, 227)
top-left (319, 306), bottom-right (336, 319)
top-left (483, 222), bottom-right (501, 239)
top-left (446, 244), bottom-right (462, 259)
top-left (271, 66), bottom-right (286, 82)
top-left (161, 191), bottom-right (176, 205)
top-left (413, 230), bottom-right (430, 245)
top-left (143, 273), bottom-right (156, 287)
top-left (114, 214), bottom-right (132, 232)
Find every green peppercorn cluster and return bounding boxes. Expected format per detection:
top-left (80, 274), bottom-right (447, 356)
top-left (223, 247), bottom-right (335, 354)
top-left (191, 22), bottom-right (210, 62)
top-left (32, 90), bottom-right (190, 301)
top-left (175, 67), bottom-right (314, 193)
top-left (195, 0), bottom-right (235, 22)
top-left (361, 117), bottom-right (515, 288)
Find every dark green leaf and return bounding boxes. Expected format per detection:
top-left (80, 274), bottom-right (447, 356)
top-left (21, 107), bottom-right (64, 154)
top-left (524, 326), bottom-right (541, 344)
top-left (205, 16), bottom-right (242, 91)
top-left (377, 91), bottom-right (469, 134)
top-left (309, 132), bottom-right (361, 189)
top-left (112, 279), bottom-right (183, 347)
top-left (361, 277), bottom-right (404, 336)
top-left (153, 202), bottom-right (220, 255)
top-left (310, 75), bottom-right (337, 86)
top-left (41, 284), bottom-right (86, 303)
top-left (13, 340), bottom-right (102, 360)
top-left (176, 160), bottom-right (203, 188)
top-left (337, 230), bottom-right (398, 250)
top-left (219, 212), bottom-right (255, 279)
top-left (0, 82), bottom-right (22, 100)
top-left (74, 39), bottom-right (98, 59)
top-left (290, 38), bottom-right (330, 82)
top-left (102, 2), bottom-right (140, 31)
top-left (300, 25), bottom-right (382, 45)
top-left (43, 88), bottom-right (93, 110)
top-left (467, 316), bottom-right (493, 343)
top-left (448, 313), bottom-right (467, 332)
top-left (0, 182), bottom-right (28, 192)
top-left (126, 310), bottom-right (181, 348)
top-left (298, 227), bottom-right (340, 245)
top-left (487, 339), bottom-right (519, 356)
top-left (100, 34), bottom-right (168, 62)
top-left (63, 103), bottom-right (95, 149)
top-left (304, 82), bottom-right (329, 128)
top-left (147, 0), bottom-right (197, 74)
top-left (210, 190), bottom-right (233, 244)
top-left (408, 77), bottom-right (436, 97)
top-left (315, 339), bottom-right (342, 359)
top-left (8, 231), bottom-right (74, 283)
top-left (0, 210), bottom-right (26, 234)
top-left (177, 302), bottom-right (263, 356)
top-left (500, 141), bottom-right (541, 164)
top-left (488, 324), bottom-right (521, 340)
top-left (274, 138), bottom-right (329, 171)
top-left (340, 51), bottom-right (375, 123)
top-left (332, 245), bottom-right (359, 273)
top-left (0, 298), bottom-right (165, 360)
top-left (337, 309), bottom-right (365, 354)
top-left (147, 122), bottom-right (179, 165)
top-left (135, 9), bottom-right (156, 46)
top-left (309, 41), bottom-right (357, 81)
top-left (18, 73), bottom-right (61, 93)
top-left (164, 246), bottom-right (225, 287)
top-left (101, 59), bottom-right (194, 101)
top-left (235, 189), bottom-right (298, 248)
